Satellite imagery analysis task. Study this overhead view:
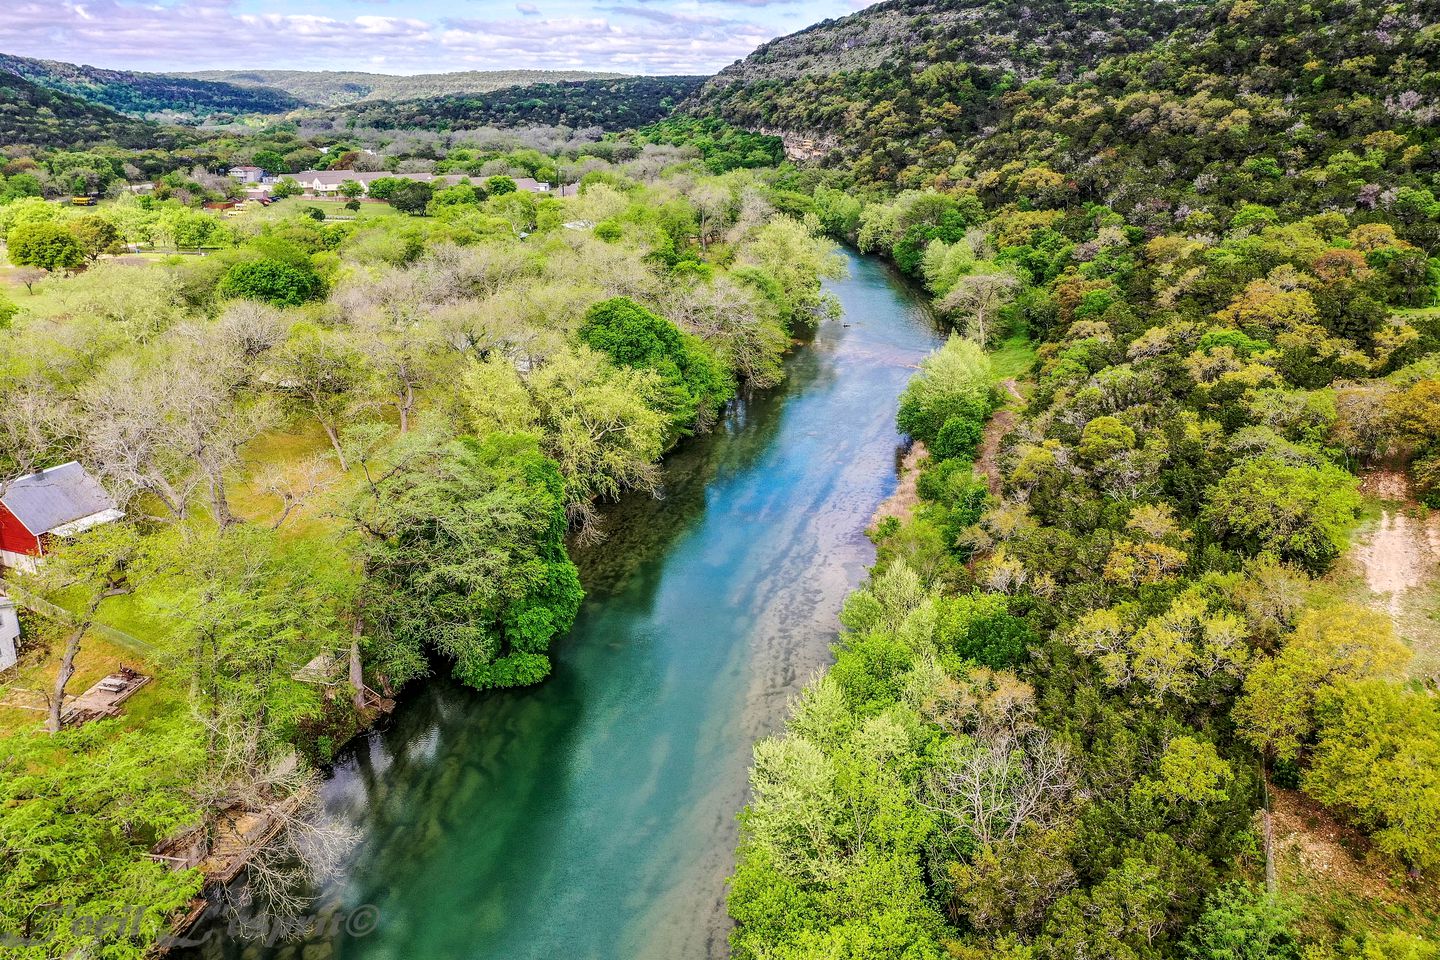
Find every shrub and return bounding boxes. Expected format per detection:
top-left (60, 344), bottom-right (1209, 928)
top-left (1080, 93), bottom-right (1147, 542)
top-left (217, 258), bottom-right (324, 307)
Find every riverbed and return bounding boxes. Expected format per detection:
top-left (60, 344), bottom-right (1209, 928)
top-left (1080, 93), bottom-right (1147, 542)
top-left (188, 250), bottom-right (944, 960)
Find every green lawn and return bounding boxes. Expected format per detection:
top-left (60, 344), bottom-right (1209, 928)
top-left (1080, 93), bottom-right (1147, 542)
top-left (990, 335), bottom-right (1038, 381)
top-left (235, 197), bottom-right (400, 224)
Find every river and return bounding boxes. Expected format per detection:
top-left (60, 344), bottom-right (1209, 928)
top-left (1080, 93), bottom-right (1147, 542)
top-left (188, 249), bottom-right (944, 960)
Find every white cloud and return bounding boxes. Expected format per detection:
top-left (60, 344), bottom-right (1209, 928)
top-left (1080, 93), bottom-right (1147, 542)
top-left (0, 0), bottom-right (853, 73)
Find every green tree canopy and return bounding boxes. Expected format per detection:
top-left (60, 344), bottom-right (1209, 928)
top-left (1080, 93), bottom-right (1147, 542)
top-left (6, 221), bottom-right (84, 271)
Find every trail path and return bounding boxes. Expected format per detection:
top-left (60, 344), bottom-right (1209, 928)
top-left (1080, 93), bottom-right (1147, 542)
top-left (976, 378), bottom-right (1023, 494)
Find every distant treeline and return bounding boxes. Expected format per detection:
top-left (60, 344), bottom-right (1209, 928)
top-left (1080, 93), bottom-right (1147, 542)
top-left (319, 76), bottom-right (708, 133)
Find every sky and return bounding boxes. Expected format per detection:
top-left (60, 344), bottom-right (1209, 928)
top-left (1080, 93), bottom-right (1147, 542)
top-left (0, 0), bottom-right (870, 76)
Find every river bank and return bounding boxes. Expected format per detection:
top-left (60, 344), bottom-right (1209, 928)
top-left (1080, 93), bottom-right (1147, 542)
top-left (174, 250), bottom-right (945, 960)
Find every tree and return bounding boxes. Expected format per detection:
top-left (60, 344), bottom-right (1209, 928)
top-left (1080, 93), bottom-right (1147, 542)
top-left (389, 180), bottom-right (434, 215)
top-left (217, 259), bottom-right (324, 307)
top-left (348, 433), bottom-right (583, 691)
top-left (897, 335), bottom-right (994, 445)
top-left (251, 149), bottom-right (287, 174)
top-left (1180, 884), bottom-right (1299, 960)
top-left (578, 296), bottom-right (734, 432)
top-left (938, 271), bottom-right (1020, 345)
top-left (462, 350), bottom-right (670, 531)
top-left (1067, 594), bottom-right (1249, 704)
top-left (0, 292), bottom-right (16, 331)
top-left (69, 214), bottom-right (121, 262)
top-left (1304, 680), bottom-right (1440, 872)
top-left (267, 325), bottom-right (369, 469)
top-left (270, 177), bottom-right (302, 199)
top-left (6, 222), bottom-right (83, 272)
top-left (19, 522), bottom-right (142, 733)
top-left (338, 179), bottom-right (364, 200)
top-left (1235, 605), bottom-right (1409, 760)
top-left (139, 524), bottom-right (351, 767)
top-left (926, 729), bottom-right (1076, 851)
top-left (486, 175), bottom-right (518, 196)
top-left (1202, 456), bottom-right (1361, 570)
top-left (0, 721), bottom-right (203, 959)
top-left (365, 176), bottom-right (407, 201)
top-left (660, 276), bottom-right (789, 388)
top-left (153, 207), bottom-right (225, 251)
top-left (949, 825), bottom-right (1076, 935)
top-left (1039, 834), bottom-right (1213, 960)
top-left (0, 380), bottom-right (69, 498)
top-left (13, 267), bottom-right (46, 294)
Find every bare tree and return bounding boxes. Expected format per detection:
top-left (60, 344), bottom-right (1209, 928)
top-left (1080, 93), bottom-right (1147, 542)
top-left (79, 348), bottom-right (273, 527)
top-left (255, 456), bottom-right (336, 531)
top-left (78, 360), bottom-right (198, 518)
top-left (208, 301), bottom-right (289, 362)
top-left (0, 379), bottom-right (70, 499)
top-left (161, 346), bottom-right (276, 529)
top-left (659, 277), bottom-right (788, 387)
top-left (267, 330), bottom-right (369, 471)
top-left (190, 712), bottom-right (359, 925)
top-left (13, 267), bottom-right (47, 294)
top-left (20, 523), bottom-right (140, 733)
top-left (939, 271), bottom-right (1021, 346)
top-left (925, 728), bottom-right (1076, 859)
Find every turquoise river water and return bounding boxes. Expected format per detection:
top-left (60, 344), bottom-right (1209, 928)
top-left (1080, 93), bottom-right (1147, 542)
top-left (189, 250), bottom-right (943, 960)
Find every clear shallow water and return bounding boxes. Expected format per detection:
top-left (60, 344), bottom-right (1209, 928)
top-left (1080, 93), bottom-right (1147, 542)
top-left (187, 251), bottom-right (942, 960)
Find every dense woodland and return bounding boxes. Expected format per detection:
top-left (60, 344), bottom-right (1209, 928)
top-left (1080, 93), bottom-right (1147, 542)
top-left (312, 76), bottom-right (708, 135)
top-left (0, 72), bottom-right (188, 151)
top-left (182, 68), bottom-right (626, 108)
top-left (2, 0), bottom-right (1440, 955)
top-left (717, 0), bottom-right (1440, 956)
top-left (0, 55), bottom-right (304, 122)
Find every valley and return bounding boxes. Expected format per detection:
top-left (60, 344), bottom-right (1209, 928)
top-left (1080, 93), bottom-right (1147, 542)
top-left (3, 1), bottom-right (1440, 958)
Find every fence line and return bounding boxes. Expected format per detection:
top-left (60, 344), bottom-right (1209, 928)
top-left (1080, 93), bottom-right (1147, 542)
top-left (0, 583), bottom-right (154, 654)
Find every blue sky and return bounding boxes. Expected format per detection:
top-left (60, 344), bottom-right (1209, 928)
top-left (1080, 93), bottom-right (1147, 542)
top-left (1, 0), bottom-right (869, 75)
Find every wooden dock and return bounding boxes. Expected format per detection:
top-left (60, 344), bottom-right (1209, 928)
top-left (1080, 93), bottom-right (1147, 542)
top-left (61, 669), bottom-right (150, 726)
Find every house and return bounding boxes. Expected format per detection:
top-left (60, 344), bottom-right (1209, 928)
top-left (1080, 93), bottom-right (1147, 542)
top-left (0, 463), bottom-right (123, 573)
top-left (287, 170), bottom-right (578, 199)
top-left (229, 165), bottom-right (264, 184)
top-left (0, 596), bottom-right (18, 672)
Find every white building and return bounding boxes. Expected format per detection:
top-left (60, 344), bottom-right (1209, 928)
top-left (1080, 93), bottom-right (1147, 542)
top-left (0, 596), bottom-right (19, 672)
top-left (228, 166), bottom-right (265, 184)
top-left (286, 170), bottom-right (574, 198)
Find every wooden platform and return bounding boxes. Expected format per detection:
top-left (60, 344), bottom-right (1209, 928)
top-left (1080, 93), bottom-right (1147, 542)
top-left (61, 670), bottom-right (150, 726)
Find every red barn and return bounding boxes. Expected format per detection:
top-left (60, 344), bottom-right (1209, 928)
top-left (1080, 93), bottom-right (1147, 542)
top-left (0, 462), bottom-right (122, 573)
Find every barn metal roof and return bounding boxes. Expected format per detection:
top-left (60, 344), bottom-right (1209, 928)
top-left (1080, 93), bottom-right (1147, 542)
top-left (1, 462), bottom-right (119, 536)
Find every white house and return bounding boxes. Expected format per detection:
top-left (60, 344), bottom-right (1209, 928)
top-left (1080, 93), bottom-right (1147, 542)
top-left (287, 170), bottom-right (575, 198)
top-left (0, 596), bottom-right (19, 672)
top-left (228, 165), bottom-right (265, 184)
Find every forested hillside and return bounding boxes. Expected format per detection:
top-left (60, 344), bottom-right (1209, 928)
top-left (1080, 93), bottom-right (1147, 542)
top-left (694, 0), bottom-right (1440, 205)
top-left (319, 76), bottom-right (707, 133)
top-left (0, 71), bottom-right (179, 150)
top-left (186, 68), bottom-right (627, 107)
top-left (720, 0), bottom-right (1440, 955)
top-left (0, 54), bottom-right (302, 120)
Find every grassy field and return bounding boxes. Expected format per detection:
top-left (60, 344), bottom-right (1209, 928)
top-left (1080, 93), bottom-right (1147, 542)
top-left (990, 334), bottom-right (1038, 381)
top-left (1269, 787), bottom-right (1440, 944)
top-left (233, 197), bottom-right (400, 224)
